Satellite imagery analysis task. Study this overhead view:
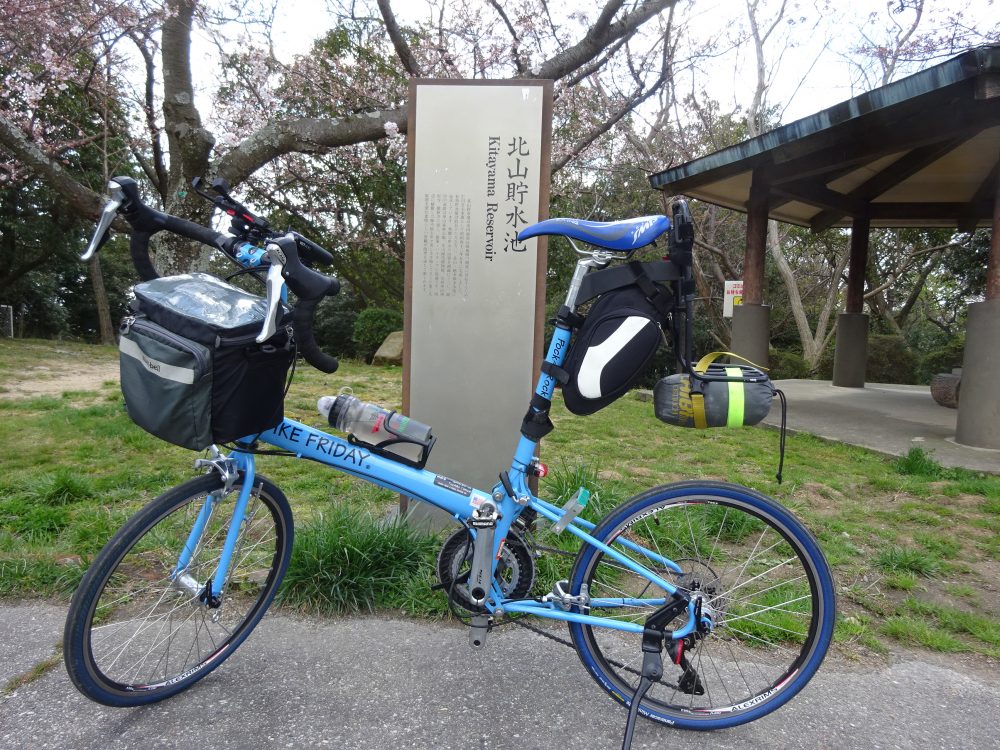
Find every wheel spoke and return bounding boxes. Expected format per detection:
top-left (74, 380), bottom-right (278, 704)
top-left (66, 476), bottom-right (290, 705)
top-left (570, 485), bottom-right (832, 728)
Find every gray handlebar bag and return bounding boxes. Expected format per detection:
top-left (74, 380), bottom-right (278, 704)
top-left (119, 274), bottom-right (294, 450)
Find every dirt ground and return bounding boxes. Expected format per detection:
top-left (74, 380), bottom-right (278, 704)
top-left (0, 358), bottom-right (119, 399)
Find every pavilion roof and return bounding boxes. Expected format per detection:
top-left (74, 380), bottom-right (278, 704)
top-left (649, 46), bottom-right (1000, 231)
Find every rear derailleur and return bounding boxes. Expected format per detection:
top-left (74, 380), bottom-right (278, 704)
top-left (620, 592), bottom-right (710, 750)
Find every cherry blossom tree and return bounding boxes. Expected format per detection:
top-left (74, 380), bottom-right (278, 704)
top-left (0, 0), bottom-right (682, 277)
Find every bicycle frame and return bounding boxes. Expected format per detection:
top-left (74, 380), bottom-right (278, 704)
top-left (182, 251), bottom-right (703, 640)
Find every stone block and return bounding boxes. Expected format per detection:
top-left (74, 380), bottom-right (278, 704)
top-left (372, 330), bottom-right (404, 366)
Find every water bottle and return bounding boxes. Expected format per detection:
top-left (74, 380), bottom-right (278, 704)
top-left (317, 393), bottom-right (432, 446)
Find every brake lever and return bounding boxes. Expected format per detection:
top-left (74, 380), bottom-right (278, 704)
top-left (257, 242), bottom-right (286, 343)
top-left (81, 179), bottom-right (127, 261)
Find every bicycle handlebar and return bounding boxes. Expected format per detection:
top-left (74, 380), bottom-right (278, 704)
top-left (87, 176), bottom-right (340, 374)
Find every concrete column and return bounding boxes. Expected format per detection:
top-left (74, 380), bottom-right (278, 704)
top-left (832, 313), bottom-right (869, 387)
top-left (955, 298), bottom-right (1000, 449)
top-left (731, 303), bottom-right (770, 369)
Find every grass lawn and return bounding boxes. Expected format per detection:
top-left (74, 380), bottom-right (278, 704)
top-left (1, 338), bottom-right (999, 664)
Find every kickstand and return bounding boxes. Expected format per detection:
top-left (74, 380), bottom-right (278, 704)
top-left (620, 642), bottom-right (664, 750)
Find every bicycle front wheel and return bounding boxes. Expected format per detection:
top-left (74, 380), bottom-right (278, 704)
top-left (64, 473), bottom-right (293, 707)
top-left (569, 481), bottom-right (835, 730)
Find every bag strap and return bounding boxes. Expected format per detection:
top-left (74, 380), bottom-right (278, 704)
top-left (692, 391), bottom-right (708, 429)
top-left (690, 353), bottom-right (764, 428)
top-left (627, 261), bottom-right (673, 318)
top-left (694, 350), bottom-right (769, 373)
top-left (724, 366), bottom-right (745, 427)
top-left (689, 366), bottom-right (746, 428)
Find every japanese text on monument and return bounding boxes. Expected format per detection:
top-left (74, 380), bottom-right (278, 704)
top-left (485, 135), bottom-right (532, 261)
top-left (421, 193), bottom-right (471, 297)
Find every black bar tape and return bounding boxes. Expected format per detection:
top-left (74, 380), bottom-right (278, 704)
top-left (129, 232), bottom-right (159, 281)
top-left (294, 297), bottom-right (339, 373)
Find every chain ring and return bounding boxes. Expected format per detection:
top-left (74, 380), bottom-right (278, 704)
top-left (436, 528), bottom-right (536, 613)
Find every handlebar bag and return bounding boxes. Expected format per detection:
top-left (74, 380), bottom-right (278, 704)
top-left (561, 284), bottom-right (669, 416)
top-left (119, 273), bottom-right (294, 450)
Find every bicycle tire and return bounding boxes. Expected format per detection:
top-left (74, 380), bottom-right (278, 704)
top-left (63, 473), bottom-right (293, 707)
top-left (569, 480), bottom-right (835, 730)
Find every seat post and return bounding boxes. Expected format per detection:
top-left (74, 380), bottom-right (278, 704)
top-left (564, 256), bottom-right (608, 312)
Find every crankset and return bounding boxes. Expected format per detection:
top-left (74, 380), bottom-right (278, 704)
top-left (435, 528), bottom-right (535, 613)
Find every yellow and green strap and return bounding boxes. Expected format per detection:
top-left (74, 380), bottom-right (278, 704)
top-left (690, 352), bottom-right (767, 429)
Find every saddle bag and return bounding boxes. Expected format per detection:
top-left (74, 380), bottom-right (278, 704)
top-left (561, 284), bottom-right (669, 415)
top-left (118, 273), bottom-right (294, 450)
top-left (654, 352), bottom-right (775, 428)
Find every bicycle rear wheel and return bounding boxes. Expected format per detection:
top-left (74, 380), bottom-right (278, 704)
top-left (64, 473), bottom-right (293, 707)
top-left (569, 481), bottom-right (835, 730)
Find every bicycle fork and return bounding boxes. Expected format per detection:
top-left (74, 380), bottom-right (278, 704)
top-left (171, 449), bottom-right (257, 609)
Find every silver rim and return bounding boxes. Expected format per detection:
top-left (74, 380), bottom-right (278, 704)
top-left (578, 496), bottom-right (821, 718)
top-left (85, 483), bottom-right (282, 691)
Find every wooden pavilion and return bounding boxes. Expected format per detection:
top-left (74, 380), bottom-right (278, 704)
top-left (649, 45), bottom-right (1000, 450)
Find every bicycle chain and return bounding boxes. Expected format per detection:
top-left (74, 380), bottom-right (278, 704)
top-left (505, 603), bottom-right (646, 680)
top-left (504, 533), bottom-right (649, 676)
top-left (474, 530), bottom-right (676, 683)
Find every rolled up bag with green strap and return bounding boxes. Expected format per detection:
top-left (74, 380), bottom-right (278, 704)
top-left (653, 351), bottom-right (775, 428)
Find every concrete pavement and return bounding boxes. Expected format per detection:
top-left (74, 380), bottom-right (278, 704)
top-left (3, 601), bottom-right (999, 750)
top-left (763, 380), bottom-right (1000, 473)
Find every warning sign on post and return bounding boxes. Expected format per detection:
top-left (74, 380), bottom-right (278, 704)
top-left (724, 280), bottom-right (743, 318)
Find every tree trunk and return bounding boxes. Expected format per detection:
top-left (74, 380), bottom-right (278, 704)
top-left (88, 255), bottom-right (116, 345)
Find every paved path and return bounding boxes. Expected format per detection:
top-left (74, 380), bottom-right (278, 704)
top-left (3, 602), bottom-right (999, 750)
top-left (763, 380), bottom-right (1000, 473)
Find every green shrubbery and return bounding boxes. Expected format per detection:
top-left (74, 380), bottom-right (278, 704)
top-left (352, 308), bottom-right (403, 362)
top-left (866, 335), bottom-right (920, 384)
top-left (312, 294), bottom-right (359, 360)
top-left (768, 349), bottom-right (811, 379)
top-left (918, 338), bottom-right (964, 383)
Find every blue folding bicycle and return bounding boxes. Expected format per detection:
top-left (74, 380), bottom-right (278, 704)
top-left (64, 177), bottom-right (835, 747)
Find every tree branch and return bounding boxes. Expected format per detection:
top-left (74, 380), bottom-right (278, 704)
top-left (377, 0), bottom-right (422, 76)
top-left (161, 0), bottom-right (213, 186)
top-left (0, 114), bottom-right (106, 220)
top-left (217, 108), bottom-right (407, 186)
top-left (559, 37), bottom-right (628, 93)
top-left (488, 0), bottom-right (528, 76)
top-left (129, 31), bottom-right (168, 199)
top-left (552, 58), bottom-right (669, 174)
top-left (534, 0), bottom-right (674, 81)
top-left (694, 238), bottom-right (738, 279)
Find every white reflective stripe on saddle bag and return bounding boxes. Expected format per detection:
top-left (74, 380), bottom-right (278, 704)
top-left (575, 316), bottom-right (653, 398)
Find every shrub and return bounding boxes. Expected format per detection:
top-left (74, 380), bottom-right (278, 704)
top-left (768, 349), bottom-right (810, 380)
top-left (353, 308), bottom-right (403, 362)
top-left (895, 447), bottom-right (942, 478)
top-left (918, 338), bottom-right (964, 384)
top-left (313, 293), bottom-right (359, 360)
top-left (636, 344), bottom-right (676, 389)
top-left (866, 335), bottom-right (919, 384)
top-left (815, 341), bottom-right (836, 380)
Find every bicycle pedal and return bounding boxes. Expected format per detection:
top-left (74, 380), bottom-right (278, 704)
top-left (469, 614), bottom-right (490, 650)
